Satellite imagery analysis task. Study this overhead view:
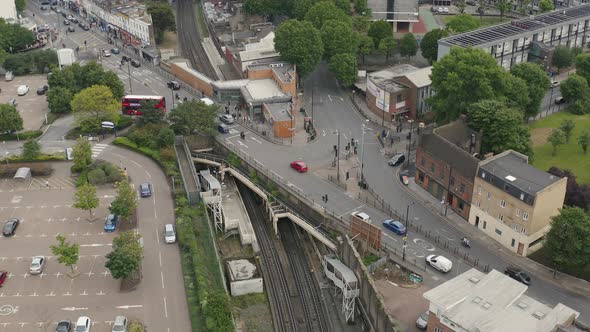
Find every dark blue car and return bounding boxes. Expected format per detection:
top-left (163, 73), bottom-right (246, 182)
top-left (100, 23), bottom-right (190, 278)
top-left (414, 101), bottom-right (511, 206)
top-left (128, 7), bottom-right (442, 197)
top-left (383, 220), bottom-right (407, 235)
top-left (104, 214), bottom-right (119, 232)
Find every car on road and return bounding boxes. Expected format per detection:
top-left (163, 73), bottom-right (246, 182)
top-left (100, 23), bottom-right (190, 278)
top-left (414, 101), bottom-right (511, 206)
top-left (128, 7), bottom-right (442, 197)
top-left (425, 255), bottom-right (452, 273)
top-left (70, 17), bottom-right (78, 23)
top-left (383, 220), bottom-right (406, 235)
top-left (7, 98), bottom-right (17, 107)
top-left (74, 316), bottom-right (91, 332)
top-left (67, 15), bottom-right (74, 20)
top-left (352, 211), bottom-right (371, 222)
top-left (0, 271), bottom-right (8, 287)
top-left (112, 315), bottom-right (128, 332)
top-left (102, 50), bottom-right (111, 57)
top-left (443, 7), bottom-right (449, 12)
top-left (61, 12), bottom-right (67, 18)
top-left (219, 114), bottom-right (234, 124)
top-left (218, 123), bottom-right (229, 134)
top-left (416, 311), bottom-right (429, 329)
top-left (81, 24), bottom-right (90, 31)
top-left (104, 214), bottom-right (119, 232)
top-left (139, 182), bottom-right (152, 198)
top-left (111, 48), bottom-right (120, 54)
top-left (164, 224), bottom-right (176, 244)
top-left (17, 85), bottom-right (29, 96)
top-left (67, 26), bottom-right (75, 32)
top-left (466, 0), bottom-right (476, 5)
top-left (122, 55), bottom-right (130, 62)
top-left (56, 320), bottom-right (72, 332)
top-left (41, 5), bottom-right (48, 10)
top-left (37, 85), bottom-right (49, 95)
top-left (388, 154), bottom-right (405, 167)
top-left (3, 218), bottom-right (20, 236)
top-left (131, 59), bottom-right (141, 67)
top-left (290, 160), bottom-right (308, 173)
top-left (29, 256), bottom-right (46, 275)
top-left (551, 80), bottom-right (560, 88)
top-left (555, 96), bottom-right (566, 104)
top-left (63, 19), bottom-right (70, 25)
top-left (167, 80), bottom-right (181, 90)
top-left (505, 266), bottom-right (531, 285)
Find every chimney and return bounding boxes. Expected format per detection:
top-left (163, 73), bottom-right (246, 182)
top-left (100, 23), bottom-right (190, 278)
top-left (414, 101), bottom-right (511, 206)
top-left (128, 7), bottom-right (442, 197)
top-left (469, 133), bottom-right (476, 154)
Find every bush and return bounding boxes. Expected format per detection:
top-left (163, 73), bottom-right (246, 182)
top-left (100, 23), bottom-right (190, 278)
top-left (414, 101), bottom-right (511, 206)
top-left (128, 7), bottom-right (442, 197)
top-left (0, 130), bottom-right (43, 141)
top-left (87, 168), bottom-right (107, 185)
top-left (79, 118), bottom-right (101, 134)
top-left (159, 147), bottom-right (175, 161)
top-left (114, 137), bottom-right (179, 179)
top-left (85, 161), bottom-right (123, 185)
top-left (3, 152), bottom-right (66, 163)
top-left (76, 170), bottom-right (89, 187)
top-left (128, 321), bottom-right (145, 332)
top-left (157, 127), bottom-right (175, 148)
top-left (22, 140), bottom-right (41, 160)
top-left (128, 128), bottom-right (153, 148)
top-left (0, 163), bottom-right (53, 178)
top-left (117, 116), bottom-right (134, 129)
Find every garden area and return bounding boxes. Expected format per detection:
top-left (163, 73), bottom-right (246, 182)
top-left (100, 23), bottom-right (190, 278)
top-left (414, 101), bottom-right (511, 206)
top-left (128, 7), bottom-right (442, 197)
top-left (529, 112), bottom-right (590, 184)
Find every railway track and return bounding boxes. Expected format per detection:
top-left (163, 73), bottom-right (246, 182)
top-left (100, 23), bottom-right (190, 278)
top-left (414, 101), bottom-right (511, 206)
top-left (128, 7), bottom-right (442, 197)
top-left (279, 221), bottom-right (328, 332)
top-left (176, 0), bottom-right (218, 80)
top-left (239, 184), bottom-right (297, 332)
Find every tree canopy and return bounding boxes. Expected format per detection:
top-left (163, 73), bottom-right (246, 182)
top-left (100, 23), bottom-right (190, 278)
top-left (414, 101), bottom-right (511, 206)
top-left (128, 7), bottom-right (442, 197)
top-left (109, 180), bottom-right (138, 221)
top-left (73, 183), bottom-right (99, 219)
top-left (421, 29), bottom-right (448, 64)
top-left (147, 3), bottom-right (176, 44)
top-left (539, 0), bottom-right (554, 12)
top-left (328, 53), bottom-right (357, 87)
top-left (0, 18), bottom-right (36, 52)
top-left (105, 231), bottom-right (143, 280)
top-left (399, 33), bottom-right (418, 59)
top-left (495, 0), bottom-right (512, 19)
top-left (544, 207), bottom-right (590, 273)
top-left (70, 85), bottom-right (120, 133)
top-left (48, 62), bottom-right (124, 99)
top-left (0, 104), bottom-right (23, 134)
top-left (292, 0), bottom-right (314, 19)
top-left (168, 99), bottom-right (218, 136)
top-left (552, 45), bottom-right (574, 72)
top-left (72, 137), bottom-right (92, 173)
top-left (379, 36), bottom-right (396, 63)
top-left (548, 167), bottom-right (590, 210)
top-left (510, 63), bottom-right (551, 119)
top-left (320, 20), bottom-right (356, 60)
top-left (368, 20), bottom-right (390, 49)
top-left (50, 235), bottom-right (80, 275)
top-left (560, 74), bottom-right (590, 104)
top-left (575, 53), bottom-right (590, 85)
top-left (47, 87), bottom-right (73, 114)
top-left (356, 33), bottom-right (374, 64)
top-left (275, 19), bottom-right (323, 78)
top-left (304, 1), bottom-right (350, 30)
top-left (446, 14), bottom-right (480, 33)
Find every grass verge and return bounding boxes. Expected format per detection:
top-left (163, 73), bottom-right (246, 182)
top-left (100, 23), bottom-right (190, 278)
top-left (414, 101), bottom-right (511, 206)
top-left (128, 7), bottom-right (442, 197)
top-left (196, 0), bottom-right (210, 38)
top-left (528, 246), bottom-right (590, 282)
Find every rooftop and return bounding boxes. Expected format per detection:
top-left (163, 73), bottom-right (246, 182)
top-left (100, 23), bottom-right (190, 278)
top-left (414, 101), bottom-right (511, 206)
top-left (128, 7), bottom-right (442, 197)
top-left (324, 255), bottom-right (357, 284)
top-left (243, 78), bottom-right (286, 100)
top-left (226, 259), bottom-right (259, 281)
top-left (248, 62), bottom-right (295, 83)
top-left (440, 4), bottom-right (590, 48)
top-left (404, 66), bottom-right (432, 88)
top-left (424, 269), bottom-right (580, 332)
top-left (264, 102), bottom-right (293, 122)
top-left (479, 150), bottom-right (562, 195)
top-left (368, 0), bottom-right (419, 22)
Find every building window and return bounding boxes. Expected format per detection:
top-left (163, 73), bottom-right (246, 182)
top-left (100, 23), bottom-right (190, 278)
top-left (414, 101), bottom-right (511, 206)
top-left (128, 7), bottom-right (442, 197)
top-left (483, 221), bottom-right (487, 229)
top-left (511, 239), bottom-right (516, 247)
top-left (523, 212), bottom-right (529, 221)
top-left (434, 328), bottom-right (443, 332)
top-left (513, 224), bottom-right (518, 231)
top-left (460, 183), bottom-right (465, 193)
top-left (450, 176), bottom-right (455, 186)
top-left (477, 200), bottom-right (481, 207)
top-left (478, 186), bottom-right (482, 195)
top-left (397, 94), bottom-right (403, 103)
top-left (430, 163), bottom-right (435, 173)
top-left (498, 214), bottom-right (504, 222)
top-left (515, 208), bottom-right (521, 217)
top-left (420, 158), bottom-right (425, 166)
top-left (495, 228), bottom-right (502, 235)
top-left (500, 200), bottom-right (506, 208)
top-left (487, 192), bottom-right (491, 200)
top-left (459, 201), bottom-right (464, 211)
top-left (521, 227), bottom-right (526, 234)
top-left (419, 172), bottom-right (425, 182)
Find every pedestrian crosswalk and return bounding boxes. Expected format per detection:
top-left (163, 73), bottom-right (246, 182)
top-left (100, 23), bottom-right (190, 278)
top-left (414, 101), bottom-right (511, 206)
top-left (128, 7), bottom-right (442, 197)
top-left (92, 143), bottom-right (108, 158)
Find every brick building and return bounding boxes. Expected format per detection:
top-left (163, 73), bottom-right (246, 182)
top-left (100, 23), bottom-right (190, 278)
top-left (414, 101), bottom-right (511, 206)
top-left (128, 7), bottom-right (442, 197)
top-left (415, 116), bottom-right (481, 220)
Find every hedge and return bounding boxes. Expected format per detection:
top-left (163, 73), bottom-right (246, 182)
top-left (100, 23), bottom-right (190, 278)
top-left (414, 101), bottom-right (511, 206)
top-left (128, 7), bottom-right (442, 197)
top-left (1, 152), bottom-right (66, 163)
top-left (0, 163), bottom-right (53, 178)
top-left (0, 130), bottom-right (43, 141)
top-left (113, 137), bottom-right (179, 178)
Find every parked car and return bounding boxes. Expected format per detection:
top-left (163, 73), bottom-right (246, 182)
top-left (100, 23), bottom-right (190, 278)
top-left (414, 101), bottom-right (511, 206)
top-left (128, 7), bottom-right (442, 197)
top-left (111, 48), bottom-right (120, 54)
top-left (466, 0), bottom-right (476, 5)
top-left (66, 15), bottom-right (74, 20)
top-left (504, 266), bottom-right (531, 285)
top-left (67, 26), bottom-right (75, 32)
top-left (17, 85), bottom-right (29, 96)
top-left (70, 17), bottom-right (78, 23)
top-left (112, 315), bottom-right (128, 332)
top-left (3, 218), bottom-right (20, 236)
top-left (63, 19), bottom-right (70, 25)
top-left (122, 55), bottom-right (130, 62)
top-left (290, 160), bottom-right (308, 173)
top-left (82, 24), bottom-right (90, 31)
top-left (352, 211), bottom-right (371, 222)
top-left (555, 96), bottom-right (566, 104)
top-left (29, 256), bottom-right (46, 275)
top-left (416, 311), bottom-right (429, 329)
top-left (425, 255), bottom-right (452, 273)
top-left (388, 154), bottom-right (405, 167)
top-left (139, 182), bottom-right (152, 198)
top-left (164, 224), bottom-right (176, 244)
top-left (74, 316), bottom-right (91, 332)
top-left (383, 220), bottom-right (407, 235)
top-left (219, 114), bottom-right (234, 124)
top-left (551, 80), bottom-right (560, 88)
top-left (167, 80), bottom-right (181, 90)
top-left (102, 50), bottom-right (111, 57)
top-left (56, 320), bottom-right (72, 332)
top-left (37, 85), bottom-right (49, 95)
top-left (131, 59), bottom-right (141, 67)
top-left (7, 99), bottom-right (17, 107)
top-left (104, 214), bottom-right (119, 232)
top-left (443, 7), bottom-right (449, 12)
top-left (41, 5), bottom-right (48, 10)
top-left (0, 271), bottom-right (8, 287)
top-left (218, 123), bottom-right (229, 134)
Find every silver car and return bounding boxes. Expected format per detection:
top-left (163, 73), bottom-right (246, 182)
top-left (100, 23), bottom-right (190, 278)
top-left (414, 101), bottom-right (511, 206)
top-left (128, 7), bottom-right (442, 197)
top-left (112, 315), bottom-right (128, 332)
top-left (29, 256), bottom-right (46, 274)
top-left (416, 311), bottom-right (429, 329)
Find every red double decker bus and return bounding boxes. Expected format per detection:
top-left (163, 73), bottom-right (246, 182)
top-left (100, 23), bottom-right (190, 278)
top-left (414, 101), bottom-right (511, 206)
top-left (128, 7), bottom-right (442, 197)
top-left (121, 95), bottom-right (166, 115)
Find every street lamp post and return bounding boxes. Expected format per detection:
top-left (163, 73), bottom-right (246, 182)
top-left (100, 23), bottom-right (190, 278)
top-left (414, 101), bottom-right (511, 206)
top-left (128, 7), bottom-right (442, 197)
top-left (311, 86), bottom-right (315, 127)
top-left (127, 60), bottom-right (133, 94)
top-left (360, 120), bottom-right (370, 187)
top-left (402, 202), bottom-right (415, 261)
top-left (334, 130), bottom-right (341, 182)
top-left (169, 86), bottom-right (175, 111)
top-left (406, 119), bottom-right (414, 167)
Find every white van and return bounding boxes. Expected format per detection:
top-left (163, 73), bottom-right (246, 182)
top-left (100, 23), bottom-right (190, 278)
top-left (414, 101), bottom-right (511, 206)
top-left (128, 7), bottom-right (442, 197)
top-left (164, 224), bottom-right (176, 244)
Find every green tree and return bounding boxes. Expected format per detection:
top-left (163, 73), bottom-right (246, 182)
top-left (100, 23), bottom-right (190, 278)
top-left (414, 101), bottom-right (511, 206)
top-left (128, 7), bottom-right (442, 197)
top-left (0, 104), bottom-right (23, 133)
top-left (354, 0), bottom-right (370, 15)
top-left (379, 36), bottom-right (396, 63)
top-left (73, 183), bottom-right (99, 219)
top-left (552, 45), bottom-right (574, 73)
top-left (477, 0), bottom-right (486, 20)
top-left (357, 33), bottom-right (374, 64)
top-left (575, 53), bottom-right (590, 85)
top-left (368, 20), bottom-right (390, 49)
top-left (559, 119), bottom-right (576, 143)
top-left (22, 139), bottom-right (41, 160)
top-left (147, 3), bottom-right (176, 43)
top-left (548, 128), bottom-right (566, 156)
top-left (328, 53), bottom-right (357, 87)
top-left (105, 231), bottom-right (143, 279)
top-left (157, 127), bottom-right (175, 148)
top-left (168, 99), bottom-right (218, 136)
top-left (321, 20), bottom-right (356, 60)
top-left (47, 87), bottom-right (73, 114)
top-left (50, 235), bottom-right (80, 276)
top-left (71, 85), bottom-right (120, 132)
top-left (510, 63), bottom-right (551, 119)
top-left (544, 207), bottom-right (590, 273)
top-left (333, 0), bottom-right (351, 13)
top-left (560, 74), bottom-right (590, 104)
top-left (100, 71), bottom-right (125, 100)
top-left (136, 100), bottom-right (165, 126)
top-left (293, 0), bottom-right (314, 19)
top-left (399, 33), bottom-right (418, 60)
top-left (0, 20), bottom-right (36, 52)
top-left (421, 29), bottom-right (448, 64)
top-left (352, 15), bottom-right (370, 32)
top-left (467, 99), bottom-right (532, 157)
top-left (496, 0), bottom-right (512, 20)
top-left (228, 153), bottom-right (241, 168)
top-left (304, 1), bottom-right (350, 30)
top-left (109, 180), bottom-right (138, 222)
top-left (15, 0), bottom-right (26, 12)
top-left (428, 47), bottom-right (518, 123)
top-left (243, 0), bottom-right (280, 16)
top-left (72, 137), bottom-right (93, 173)
top-left (578, 129), bottom-right (590, 155)
top-left (275, 19), bottom-right (323, 78)
top-left (446, 14), bottom-right (480, 33)
top-left (455, 0), bottom-right (467, 13)
top-left (539, 0), bottom-right (554, 12)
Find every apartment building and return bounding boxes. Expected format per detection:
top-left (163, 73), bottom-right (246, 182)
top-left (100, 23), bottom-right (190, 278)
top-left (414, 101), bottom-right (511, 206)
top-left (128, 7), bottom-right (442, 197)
top-left (415, 116), bottom-right (481, 220)
top-left (468, 150), bottom-right (566, 257)
top-left (423, 269), bottom-right (580, 332)
top-left (438, 4), bottom-right (590, 69)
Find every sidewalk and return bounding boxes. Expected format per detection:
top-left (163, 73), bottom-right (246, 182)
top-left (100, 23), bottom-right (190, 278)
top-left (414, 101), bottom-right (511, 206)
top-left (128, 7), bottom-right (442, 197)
top-left (399, 171), bottom-right (590, 298)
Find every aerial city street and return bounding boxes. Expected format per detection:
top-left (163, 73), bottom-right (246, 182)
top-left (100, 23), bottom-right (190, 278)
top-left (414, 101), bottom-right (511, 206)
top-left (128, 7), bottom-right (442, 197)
top-left (0, 0), bottom-right (589, 331)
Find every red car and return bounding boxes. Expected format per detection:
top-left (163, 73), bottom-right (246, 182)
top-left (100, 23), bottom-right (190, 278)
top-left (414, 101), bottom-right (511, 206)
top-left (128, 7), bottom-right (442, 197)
top-left (290, 161), bottom-right (308, 173)
top-left (0, 271), bottom-right (7, 287)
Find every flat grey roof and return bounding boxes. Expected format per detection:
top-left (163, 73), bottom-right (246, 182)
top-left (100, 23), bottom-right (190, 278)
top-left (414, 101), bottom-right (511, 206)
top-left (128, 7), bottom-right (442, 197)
top-left (324, 255), bottom-right (357, 284)
top-left (199, 169), bottom-right (221, 190)
top-left (440, 4), bottom-right (590, 47)
top-left (480, 151), bottom-right (562, 195)
top-left (264, 102), bottom-right (292, 122)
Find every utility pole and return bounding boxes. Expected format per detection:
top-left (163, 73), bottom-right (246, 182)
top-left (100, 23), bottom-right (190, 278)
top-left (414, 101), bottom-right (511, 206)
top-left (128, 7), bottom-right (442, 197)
top-left (402, 202), bottom-right (415, 261)
top-left (406, 119), bottom-right (414, 167)
top-left (360, 120), bottom-right (370, 187)
top-left (336, 130), bottom-right (341, 182)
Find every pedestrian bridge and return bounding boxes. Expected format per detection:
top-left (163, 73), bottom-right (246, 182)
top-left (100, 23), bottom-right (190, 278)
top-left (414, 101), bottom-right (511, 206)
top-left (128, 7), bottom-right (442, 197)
top-left (193, 156), bottom-right (337, 252)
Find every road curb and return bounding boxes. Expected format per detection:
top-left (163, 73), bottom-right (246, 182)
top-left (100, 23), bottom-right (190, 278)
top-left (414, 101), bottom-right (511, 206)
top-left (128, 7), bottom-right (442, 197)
top-left (394, 168), bottom-right (590, 298)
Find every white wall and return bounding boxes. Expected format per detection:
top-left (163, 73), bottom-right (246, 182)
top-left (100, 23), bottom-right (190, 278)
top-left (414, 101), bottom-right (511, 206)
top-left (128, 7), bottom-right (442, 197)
top-left (0, 0), bottom-right (18, 21)
top-left (230, 278), bottom-right (263, 296)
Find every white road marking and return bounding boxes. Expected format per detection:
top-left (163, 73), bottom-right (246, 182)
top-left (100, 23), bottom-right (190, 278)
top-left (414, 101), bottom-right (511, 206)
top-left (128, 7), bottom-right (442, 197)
top-left (163, 297), bottom-right (168, 318)
top-left (161, 271), bottom-right (165, 289)
top-left (159, 251), bottom-right (162, 267)
top-left (250, 136), bottom-right (262, 144)
top-left (237, 140), bottom-right (248, 148)
top-left (322, 129), bottom-right (326, 137)
top-left (328, 95), bottom-right (333, 102)
top-left (61, 307), bottom-right (88, 311)
top-left (116, 304), bottom-right (143, 309)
